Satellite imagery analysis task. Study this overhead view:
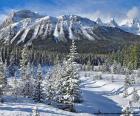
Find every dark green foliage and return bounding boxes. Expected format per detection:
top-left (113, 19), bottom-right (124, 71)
top-left (113, 44), bottom-right (140, 70)
top-left (33, 75), bottom-right (44, 102)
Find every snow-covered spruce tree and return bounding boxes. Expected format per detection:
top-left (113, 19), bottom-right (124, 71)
top-left (127, 62), bottom-right (134, 72)
top-left (20, 47), bottom-right (29, 78)
top-left (53, 40), bottom-right (81, 111)
top-left (87, 59), bottom-right (92, 71)
top-left (94, 73), bottom-right (102, 80)
top-left (110, 60), bottom-right (122, 74)
top-left (37, 64), bottom-right (42, 77)
top-left (0, 57), bottom-right (7, 101)
top-left (130, 74), bottom-right (135, 85)
top-left (44, 40), bottom-right (81, 111)
top-left (44, 63), bottom-right (63, 105)
top-left (19, 47), bottom-right (35, 98)
top-left (131, 87), bottom-right (139, 103)
top-left (20, 65), bottom-right (34, 98)
top-left (83, 64), bottom-right (86, 71)
top-left (33, 72), bottom-right (44, 102)
top-left (62, 40), bottom-right (81, 103)
top-left (135, 68), bottom-right (140, 84)
top-left (136, 68), bottom-right (140, 77)
top-left (44, 78), bottom-right (55, 104)
top-left (12, 78), bottom-right (20, 101)
top-left (123, 73), bottom-right (131, 97)
top-left (21, 75), bottom-right (34, 98)
top-left (110, 75), bottom-right (114, 82)
top-left (122, 105), bottom-right (133, 116)
top-left (32, 106), bottom-right (40, 116)
top-left (101, 58), bottom-right (111, 72)
top-left (102, 63), bottom-right (108, 73)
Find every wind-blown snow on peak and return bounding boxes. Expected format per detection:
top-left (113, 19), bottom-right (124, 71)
top-left (120, 18), bottom-right (140, 35)
top-left (96, 18), bottom-right (104, 26)
top-left (124, 18), bottom-right (140, 27)
top-left (107, 18), bottom-right (118, 27)
top-left (57, 15), bottom-right (97, 27)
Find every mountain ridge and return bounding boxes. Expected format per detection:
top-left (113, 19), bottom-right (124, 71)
top-left (0, 10), bottom-right (140, 53)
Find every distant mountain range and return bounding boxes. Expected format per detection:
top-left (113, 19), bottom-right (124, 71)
top-left (96, 17), bottom-right (140, 35)
top-left (0, 10), bottom-right (140, 53)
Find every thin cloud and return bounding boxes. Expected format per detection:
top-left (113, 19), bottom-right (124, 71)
top-left (0, 14), bottom-right (7, 24)
top-left (0, 0), bottom-right (140, 25)
top-left (127, 6), bottom-right (139, 19)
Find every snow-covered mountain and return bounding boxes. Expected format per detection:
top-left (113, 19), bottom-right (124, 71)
top-left (96, 18), bottom-right (104, 26)
top-left (120, 18), bottom-right (140, 35)
top-left (106, 18), bottom-right (119, 28)
top-left (0, 10), bottom-right (98, 45)
top-left (95, 18), bottom-right (140, 35)
top-left (95, 18), bottom-right (119, 28)
top-left (0, 10), bottom-right (140, 47)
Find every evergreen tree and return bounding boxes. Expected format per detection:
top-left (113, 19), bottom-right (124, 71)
top-left (21, 76), bottom-right (34, 98)
top-left (63, 40), bottom-right (81, 102)
top-left (137, 68), bottom-right (140, 77)
top-left (37, 64), bottom-right (42, 78)
top-left (110, 60), bottom-right (122, 74)
top-left (130, 74), bottom-right (135, 85)
top-left (123, 73), bottom-right (131, 97)
top-left (131, 88), bottom-right (139, 103)
top-left (44, 79), bottom-right (55, 104)
top-left (110, 75), bottom-right (114, 82)
top-left (0, 76), bottom-right (7, 102)
top-left (19, 47), bottom-right (35, 98)
top-left (20, 47), bottom-right (29, 78)
top-left (45, 40), bottom-right (81, 111)
top-left (0, 53), bottom-right (7, 102)
top-left (122, 44), bottom-right (140, 70)
top-left (32, 106), bottom-right (40, 116)
top-left (87, 59), bottom-right (91, 71)
top-left (44, 63), bottom-right (64, 104)
top-left (54, 40), bottom-right (81, 111)
top-left (102, 59), bottom-right (110, 72)
top-left (122, 105), bottom-right (133, 116)
top-left (33, 73), bottom-right (44, 102)
top-left (12, 78), bottom-right (19, 101)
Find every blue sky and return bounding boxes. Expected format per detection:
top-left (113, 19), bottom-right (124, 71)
top-left (0, 0), bottom-right (140, 23)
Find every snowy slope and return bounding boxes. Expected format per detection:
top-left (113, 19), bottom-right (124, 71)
top-left (76, 71), bottom-right (140, 115)
top-left (0, 71), bottom-right (140, 116)
top-left (120, 18), bottom-right (140, 35)
top-left (0, 10), bottom-right (98, 45)
top-left (0, 101), bottom-right (92, 116)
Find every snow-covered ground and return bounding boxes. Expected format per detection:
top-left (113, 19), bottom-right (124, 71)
top-left (76, 71), bottom-right (140, 115)
top-left (0, 71), bottom-right (140, 116)
top-left (0, 97), bottom-right (92, 116)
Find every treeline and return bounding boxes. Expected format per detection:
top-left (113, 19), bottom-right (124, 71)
top-left (1, 42), bottom-right (140, 71)
top-left (112, 44), bottom-right (140, 70)
top-left (0, 45), bottom-right (106, 67)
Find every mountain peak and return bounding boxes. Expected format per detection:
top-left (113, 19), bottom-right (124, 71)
top-left (108, 18), bottom-right (118, 27)
top-left (126, 18), bottom-right (140, 27)
top-left (96, 18), bottom-right (103, 26)
top-left (12, 10), bottom-right (42, 21)
top-left (0, 10), bottom-right (43, 29)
